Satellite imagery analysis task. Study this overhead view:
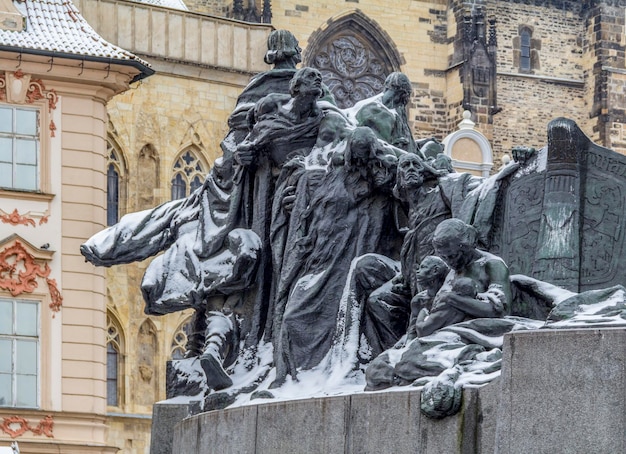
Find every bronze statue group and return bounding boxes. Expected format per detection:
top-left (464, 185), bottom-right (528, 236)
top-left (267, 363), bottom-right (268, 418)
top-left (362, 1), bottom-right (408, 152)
top-left (81, 30), bottom-right (626, 417)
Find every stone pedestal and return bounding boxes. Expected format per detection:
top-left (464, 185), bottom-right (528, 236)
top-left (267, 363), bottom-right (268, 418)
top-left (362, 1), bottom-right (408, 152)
top-left (494, 327), bottom-right (626, 454)
top-left (166, 327), bottom-right (626, 453)
top-left (172, 386), bottom-right (499, 454)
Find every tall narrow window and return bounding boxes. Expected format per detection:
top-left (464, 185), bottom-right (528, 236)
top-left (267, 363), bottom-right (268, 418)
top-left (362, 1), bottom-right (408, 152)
top-left (171, 173), bottom-right (186, 201)
top-left (0, 298), bottom-right (39, 408)
top-left (171, 149), bottom-right (205, 200)
top-left (0, 106), bottom-right (40, 191)
top-left (106, 315), bottom-right (123, 407)
top-left (107, 164), bottom-right (119, 226)
top-left (106, 142), bottom-right (125, 226)
top-left (106, 342), bottom-right (118, 406)
top-left (520, 29), bottom-right (531, 72)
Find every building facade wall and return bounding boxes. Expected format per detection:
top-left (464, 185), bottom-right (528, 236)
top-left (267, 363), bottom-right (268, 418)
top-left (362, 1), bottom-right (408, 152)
top-left (583, 1), bottom-right (626, 150)
top-left (0, 52), bottom-right (139, 452)
top-left (270, 0), bottom-right (454, 140)
top-left (107, 72), bottom-right (244, 211)
top-left (490, 1), bottom-right (586, 156)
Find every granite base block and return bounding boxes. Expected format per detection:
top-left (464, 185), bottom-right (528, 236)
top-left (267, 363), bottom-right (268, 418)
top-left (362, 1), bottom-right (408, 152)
top-left (150, 402), bottom-right (192, 454)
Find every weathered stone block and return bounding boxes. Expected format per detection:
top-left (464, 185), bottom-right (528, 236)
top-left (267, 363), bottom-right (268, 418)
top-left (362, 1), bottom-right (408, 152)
top-left (196, 406), bottom-right (258, 454)
top-left (495, 328), bottom-right (626, 454)
top-left (152, 402), bottom-right (192, 454)
top-left (348, 390), bottom-right (421, 452)
top-left (172, 415), bottom-right (199, 454)
top-left (256, 397), bottom-right (349, 453)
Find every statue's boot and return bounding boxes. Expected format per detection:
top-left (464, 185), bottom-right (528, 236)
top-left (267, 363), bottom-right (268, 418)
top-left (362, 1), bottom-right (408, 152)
top-left (200, 340), bottom-right (233, 391)
top-left (200, 313), bottom-right (234, 391)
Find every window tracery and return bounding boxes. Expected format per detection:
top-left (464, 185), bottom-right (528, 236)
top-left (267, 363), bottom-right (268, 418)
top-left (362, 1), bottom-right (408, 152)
top-left (106, 139), bottom-right (126, 226)
top-left (170, 316), bottom-right (193, 360)
top-left (107, 148), bottom-right (120, 226)
top-left (304, 11), bottom-right (403, 109)
top-left (171, 148), bottom-right (205, 200)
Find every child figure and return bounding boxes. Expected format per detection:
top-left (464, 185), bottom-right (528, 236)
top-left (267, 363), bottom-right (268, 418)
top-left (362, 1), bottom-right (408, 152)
top-left (395, 255), bottom-right (449, 347)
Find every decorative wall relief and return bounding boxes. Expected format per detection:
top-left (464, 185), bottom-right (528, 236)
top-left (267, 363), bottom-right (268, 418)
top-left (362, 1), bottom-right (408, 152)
top-left (461, 7), bottom-right (500, 122)
top-left (305, 11), bottom-right (403, 108)
top-left (1, 415), bottom-right (54, 438)
top-left (137, 143), bottom-right (159, 210)
top-left (0, 208), bottom-right (49, 227)
top-left (311, 35), bottom-right (387, 108)
top-left (136, 320), bottom-right (158, 405)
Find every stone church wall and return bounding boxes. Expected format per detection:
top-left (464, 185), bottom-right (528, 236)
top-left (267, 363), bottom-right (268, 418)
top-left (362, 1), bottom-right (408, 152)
top-left (487, 1), bottom-right (588, 157)
top-left (583, 1), bottom-right (626, 152)
top-left (493, 76), bottom-right (586, 155)
top-left (183, 0), bottom-right (230, 15)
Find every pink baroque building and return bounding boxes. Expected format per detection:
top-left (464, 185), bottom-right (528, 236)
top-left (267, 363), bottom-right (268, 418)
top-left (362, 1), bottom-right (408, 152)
top-left (0, 0), bottom-right (152, 452)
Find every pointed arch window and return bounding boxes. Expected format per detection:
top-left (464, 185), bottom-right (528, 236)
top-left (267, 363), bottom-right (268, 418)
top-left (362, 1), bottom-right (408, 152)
top-left (170, 316), bottom-right (194, 360)
top-left (106, 141), bottom-right (126, 226)
top-left (106, 314), bottom-right (124, 407)
top-left (171, 149), bottom-right (206, 200)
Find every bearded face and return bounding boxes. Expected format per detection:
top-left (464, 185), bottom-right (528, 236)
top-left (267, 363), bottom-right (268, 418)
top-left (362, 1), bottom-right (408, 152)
top-left (369, 153), bottom-right (397, 190)
top-left (345, 128), bottom-right (397, 191)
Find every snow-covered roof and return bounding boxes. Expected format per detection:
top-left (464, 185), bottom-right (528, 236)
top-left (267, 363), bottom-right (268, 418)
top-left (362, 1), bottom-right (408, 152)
top-left (0, 0), bottom-right (153, 81)
top-left (130, 0), bottom-right (188, 11)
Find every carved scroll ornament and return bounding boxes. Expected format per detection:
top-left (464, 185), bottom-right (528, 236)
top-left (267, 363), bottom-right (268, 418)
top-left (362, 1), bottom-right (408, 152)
top-left (0, 240), bottom-right (62, 312)
top-left (0, 209), bottom-right (50, 227)
top-left (311, 35), bottom-right (388, 108)
top-left (0, 209), bottom-right (36, 227)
